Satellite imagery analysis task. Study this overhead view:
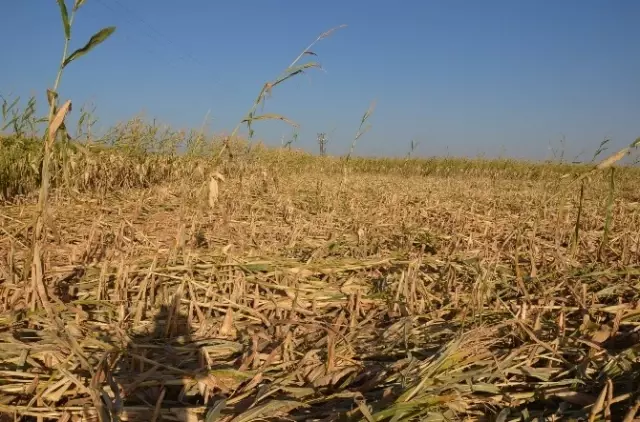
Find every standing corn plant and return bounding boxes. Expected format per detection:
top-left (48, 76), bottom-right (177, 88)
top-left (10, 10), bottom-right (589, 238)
top-left (30, 0), bottom-right (115, 315)
top-left (216, 25), bottom-right (346, 161)
top-left (339, 100), bottom-right (376, 190)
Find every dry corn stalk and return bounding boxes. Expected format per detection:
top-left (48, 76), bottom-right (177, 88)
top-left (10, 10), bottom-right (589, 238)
top-left (208, 171), bottom-right (225, 208)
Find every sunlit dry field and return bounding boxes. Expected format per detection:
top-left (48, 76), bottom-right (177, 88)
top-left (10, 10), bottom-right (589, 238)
top-left (2, 4), bottom-right (640, 419)
top-left (1, 145), bottom-right (640, 421)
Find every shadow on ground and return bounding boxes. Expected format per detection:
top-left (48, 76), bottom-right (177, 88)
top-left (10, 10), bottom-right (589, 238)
top-left (103, 294), bottom-right (214, 421)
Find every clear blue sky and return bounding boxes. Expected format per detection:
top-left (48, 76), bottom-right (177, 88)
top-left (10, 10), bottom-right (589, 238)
top-left (3, 0), bottom-right (640, 160)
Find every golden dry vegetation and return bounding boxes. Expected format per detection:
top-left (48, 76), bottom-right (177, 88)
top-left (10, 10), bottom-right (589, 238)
top-left (2, 3), bottom-right (640, 420)
top-left (1, 143), bottom-right (640, 421)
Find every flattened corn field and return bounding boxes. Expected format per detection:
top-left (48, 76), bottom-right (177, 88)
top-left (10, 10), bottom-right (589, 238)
top-left (1, 148), bottom-right (640, 422)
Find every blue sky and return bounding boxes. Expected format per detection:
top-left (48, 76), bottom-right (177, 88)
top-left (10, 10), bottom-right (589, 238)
top-left (2, 0), bottom-right (640, 160)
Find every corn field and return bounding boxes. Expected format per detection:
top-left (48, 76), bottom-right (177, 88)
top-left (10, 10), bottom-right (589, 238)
top-left (1, 2), bottom-right (640, 421)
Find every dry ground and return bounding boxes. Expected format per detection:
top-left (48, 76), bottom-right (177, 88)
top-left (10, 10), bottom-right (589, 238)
top-left (1, 163), bottom-right (640, 421)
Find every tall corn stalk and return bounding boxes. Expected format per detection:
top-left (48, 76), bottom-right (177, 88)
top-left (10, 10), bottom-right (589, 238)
top-left (216, 25), bottom-right (346, 162)
top-left (30, 0), bottom-right (115, 315)
top-left (340, 101), bottom-right (376, 190)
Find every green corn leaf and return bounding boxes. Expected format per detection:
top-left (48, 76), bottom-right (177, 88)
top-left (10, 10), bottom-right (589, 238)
top-left (57, 0), bottom-right (71, 40)
top-left (205, 399), bottom-right (226, 422)
top-left (63, 26), bottom-right (116, 68)
top-left (73, 0), bottom-right (86, 11)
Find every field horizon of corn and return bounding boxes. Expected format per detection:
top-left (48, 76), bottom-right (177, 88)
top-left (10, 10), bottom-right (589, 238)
top-left (2, 2), bottom-right (640, 420)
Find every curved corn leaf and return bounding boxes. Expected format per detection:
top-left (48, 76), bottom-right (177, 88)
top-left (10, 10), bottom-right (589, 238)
top-left (595, 138), bottom-right (640, 170)
top-left (58, 0), bottom-right (71, 40)
top-left (273, 62), bottom-right (321, 88)
top-left (57, 0), bottom-right (71, 40)
top-left (205, 399), bottom-right (226, 422)
top-left (73, 0), bottom-right (86, 11)
top-left (63, 26), bottom-right (116, 68)
top-left (48, 100), bottom-right (72, 147)
top-left (230, 400), bottom-right (306, 422)
top-left (241, 113), bottom-right (299, 128)
top-left (46, 89), bottom-right (58, 107)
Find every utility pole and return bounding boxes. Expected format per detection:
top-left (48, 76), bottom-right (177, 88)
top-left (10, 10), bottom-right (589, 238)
top-left (317, 132), bottom-right (328, 156)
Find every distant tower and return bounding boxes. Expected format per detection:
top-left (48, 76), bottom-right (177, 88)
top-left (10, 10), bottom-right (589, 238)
top-left (317, 132), bottom-right (328, 156)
